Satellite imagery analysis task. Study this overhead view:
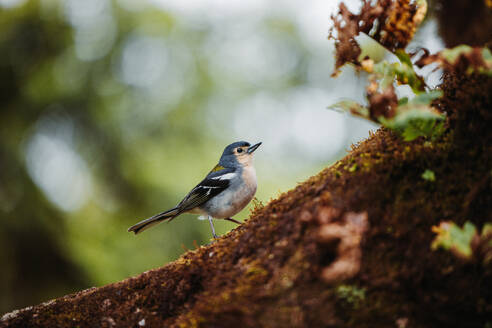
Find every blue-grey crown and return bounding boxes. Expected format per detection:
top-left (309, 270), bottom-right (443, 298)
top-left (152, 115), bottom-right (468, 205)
top-left (218, 141), bottom-right (250, 167)
top-left (222, 141), bottom-right (250, 156)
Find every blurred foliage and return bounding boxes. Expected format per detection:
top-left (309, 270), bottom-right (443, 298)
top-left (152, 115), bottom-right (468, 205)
top-left (0, 0), bottom-right (381, 313)
top-left (328, 0), bottom-right (447, 142)
top-left (329, 52), bottom-right (445, 141)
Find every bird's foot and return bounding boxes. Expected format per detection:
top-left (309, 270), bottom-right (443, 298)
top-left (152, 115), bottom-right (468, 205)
top-left (205, 234), bottom-right (218, 246)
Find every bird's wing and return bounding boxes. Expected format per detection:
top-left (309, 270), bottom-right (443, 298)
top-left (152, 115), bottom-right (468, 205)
top-left (177, 167), bottom-right (236, 212)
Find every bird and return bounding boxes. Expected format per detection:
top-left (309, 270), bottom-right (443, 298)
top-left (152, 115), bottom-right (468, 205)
top-left (128, 141), bottom-right (261, 239)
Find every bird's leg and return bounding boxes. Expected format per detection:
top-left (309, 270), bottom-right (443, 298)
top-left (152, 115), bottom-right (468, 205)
top-left (208, 216), bottom-right (218, 239)
top-left (224, 217), bottom-right (241, 225)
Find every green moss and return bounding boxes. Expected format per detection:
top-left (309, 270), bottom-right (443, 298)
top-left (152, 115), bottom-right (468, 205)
top-left (336, 285), bottom-right (366, 308)
top-left (348, 164), bottom-right (358, 172)
top-left (422, 169), bottom-right (436, 181)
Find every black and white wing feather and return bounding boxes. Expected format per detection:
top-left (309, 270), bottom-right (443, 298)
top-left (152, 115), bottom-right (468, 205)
top-left (128, 166), bottom-right (236, 234)
top-left (176, 167), bottom-right (236, 212)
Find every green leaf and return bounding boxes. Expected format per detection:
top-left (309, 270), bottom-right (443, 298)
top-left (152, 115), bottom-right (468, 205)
top-left (481, 47), bottom-right (492, 61)
top-left (409, 90), bottom-right (443, 105)
top-left (373, 59), bottom-right (424, 93)
top-left (395, 49), bottom-right (413, 66)
top-left (336, 285), bottom-right (366, 308)
top-left (431, 221), bottom-right (477, 260)
top-left (432, 221), bottom-right (492, 263)
top-left (431, 120), bottom-right (446, 139)
top-left (439, 46), bottom-right (492, 76)
top-left (373, 61), bottom-right (396, 89)
top-left (402, 118), bottom-right (444, 141)
top-left (379, 90), bottom-right (445, 141)
top-left (480, 48), bottom-right (492, 76)
top-left (379, 104), bottom-right (443, 129)
top-left (401, 120), bottom-right (430, 141)
top-left (328, 100), bottom-right (370, 120)
top-left (421, 169), bottom-right (435, 181)
top-left (440, 45), bottom-right (473, 63)
top-left (398, 97), bottom-right (409, 106)
top-left (482, 223), bottom-right (492, 237)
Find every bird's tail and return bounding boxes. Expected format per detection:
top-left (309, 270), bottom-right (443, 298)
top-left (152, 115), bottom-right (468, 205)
top-left (128, 208), bottom-right (180, 234)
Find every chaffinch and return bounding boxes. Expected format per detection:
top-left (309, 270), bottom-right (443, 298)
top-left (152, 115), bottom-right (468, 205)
top-left (128, 141), bottom-right (261, 239)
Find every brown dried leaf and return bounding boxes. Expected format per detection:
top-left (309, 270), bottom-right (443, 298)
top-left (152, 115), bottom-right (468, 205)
top-left (367, 81), bottom-right (398, 120)
top-left (375, 0), bottom-right (427, 51)
top-left (330, 0), bottom-right (427, 75)
top-left (330, 2), bottom-right (364, 76)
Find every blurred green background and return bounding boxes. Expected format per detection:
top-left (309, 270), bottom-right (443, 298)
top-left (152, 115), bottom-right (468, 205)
top-left (0, 0), bottom-right (443, 313)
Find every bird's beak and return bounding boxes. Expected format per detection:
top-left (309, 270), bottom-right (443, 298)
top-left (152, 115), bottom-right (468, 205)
top-left (247, 142), bottom-right (262, 154)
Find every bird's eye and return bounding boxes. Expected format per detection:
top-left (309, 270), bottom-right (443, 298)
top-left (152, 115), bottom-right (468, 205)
top-left (236, 148), bottom-right (243, 153)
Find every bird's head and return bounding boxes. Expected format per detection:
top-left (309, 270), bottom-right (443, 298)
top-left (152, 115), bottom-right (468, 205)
top-left (219, 141), bottom-right (261, 167)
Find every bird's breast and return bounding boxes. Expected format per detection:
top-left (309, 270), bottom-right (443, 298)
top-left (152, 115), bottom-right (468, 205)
top-left (241, 165), bottom-right (257, 194)
top-left (202, 166), bottom-right (257, 219)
